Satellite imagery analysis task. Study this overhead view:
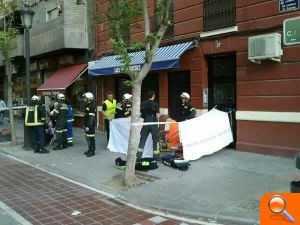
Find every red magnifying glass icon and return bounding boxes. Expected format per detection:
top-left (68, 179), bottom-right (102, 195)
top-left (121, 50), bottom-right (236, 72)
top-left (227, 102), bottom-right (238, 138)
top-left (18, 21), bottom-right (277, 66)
top-left (268, 195), bottom-right (295, 223)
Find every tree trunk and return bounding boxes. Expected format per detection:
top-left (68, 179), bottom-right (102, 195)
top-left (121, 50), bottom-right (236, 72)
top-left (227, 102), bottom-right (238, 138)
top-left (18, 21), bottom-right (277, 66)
top-left (124, 80), bottom-right (142, 188)
top-left (6, 61), bottom-right (16, 145)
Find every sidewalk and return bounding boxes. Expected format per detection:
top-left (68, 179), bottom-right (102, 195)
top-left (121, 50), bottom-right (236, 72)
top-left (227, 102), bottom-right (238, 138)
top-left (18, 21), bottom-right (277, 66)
top-left (0, 154), bottom-right (196, 225)
top-left (0, 124), bottom-right (298, 225)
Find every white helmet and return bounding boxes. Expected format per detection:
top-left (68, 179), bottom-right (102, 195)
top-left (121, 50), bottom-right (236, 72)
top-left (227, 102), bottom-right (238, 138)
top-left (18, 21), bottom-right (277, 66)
top-left (123, 93), bottom-right (132, 101)
top-left (180, 92), bottom-right (190, 99)
top-left (57, 93), bottom-right (65, 100)
top-left (31, 95), bottom-right (39, 101)
top-left (83, 92), bottom-right (94, 100)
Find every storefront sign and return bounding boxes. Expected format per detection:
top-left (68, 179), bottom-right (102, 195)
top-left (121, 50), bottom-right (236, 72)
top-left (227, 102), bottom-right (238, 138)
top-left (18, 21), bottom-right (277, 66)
top-left (114, 65), bottom-right (141, 74)
top-left (39, 90), bottom-right (63, 96)
top-left (279, 0), bottom-right (299, 12)
top-left (283, 17), bottom-right (300, 45)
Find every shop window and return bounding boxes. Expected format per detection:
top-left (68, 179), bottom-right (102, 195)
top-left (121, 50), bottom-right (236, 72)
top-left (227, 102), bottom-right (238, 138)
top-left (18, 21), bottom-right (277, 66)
top-left (153, 1), bottom-right (174, 40)
top-left (68, 75), bottom-right (88, 115)
top-left (203, 0), bottom-right (236, 32)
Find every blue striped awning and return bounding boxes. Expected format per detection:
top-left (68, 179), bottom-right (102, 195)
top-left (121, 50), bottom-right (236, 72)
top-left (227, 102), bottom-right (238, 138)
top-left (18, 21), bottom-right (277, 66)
top-left (88, 41), bottom-right (195, 76)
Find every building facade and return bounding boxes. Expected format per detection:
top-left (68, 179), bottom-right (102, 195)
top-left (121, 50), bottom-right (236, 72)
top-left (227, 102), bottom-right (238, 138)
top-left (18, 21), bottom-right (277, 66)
top-left (1, 0), bottom-right (95, 126)
top-left (92, 0), bottom-right (300, 157)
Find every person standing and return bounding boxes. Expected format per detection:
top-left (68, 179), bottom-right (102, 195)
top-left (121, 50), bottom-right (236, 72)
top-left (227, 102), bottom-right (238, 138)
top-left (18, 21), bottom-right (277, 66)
top-left (66, 102), bottom-right (74, 146)
top-left (0, 99), bottom-right (6, 125)
top-left (51, 93), bottom-right (68, 150)
top-left (180, 92), bottom-right (196, 121)
top-left (83, 92), bottom-right (96, 157)
top-left (115, 93), bottom-right (132, 118)
top-left (137, 91), bottom-right (160, 160)
top-left (25, 95), bottom-right (49, 153)
top-left (102, 92), bottom-right (116, 142)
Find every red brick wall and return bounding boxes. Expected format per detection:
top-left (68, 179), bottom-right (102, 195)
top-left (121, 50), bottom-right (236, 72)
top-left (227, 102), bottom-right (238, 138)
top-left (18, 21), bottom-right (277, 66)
top-left (234, 0), bottom-right (300, 156)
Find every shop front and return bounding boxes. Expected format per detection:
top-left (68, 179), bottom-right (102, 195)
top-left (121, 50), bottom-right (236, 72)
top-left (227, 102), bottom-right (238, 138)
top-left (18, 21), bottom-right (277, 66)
top-left (89, 41), bottom-right (197, 131)
top-left (37, 64), bottom-right (88, 127)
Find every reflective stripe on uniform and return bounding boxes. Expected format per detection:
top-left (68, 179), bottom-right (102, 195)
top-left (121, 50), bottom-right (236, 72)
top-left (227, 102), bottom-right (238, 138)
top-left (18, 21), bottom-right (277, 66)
top-left (67, 119), bottom-right (74, 122)
top-left (85, 134), bottom-right (95, 137)
top-left (190, 108), bottom-right (195, 111)
top-left (153, 150), bottom-right (160, 154)
top-left (53, 109), bottom-right (59, 113)
top-left (89, 113), bottom-right (95, 116)
top-left (25, 105), bottom-right (44, 126)
top-left (56, 130), bottom-right (63, 133)
top-left (137, 148), bottom-right (143, 152)
top-left (63, 129), bottom-right (67, 132)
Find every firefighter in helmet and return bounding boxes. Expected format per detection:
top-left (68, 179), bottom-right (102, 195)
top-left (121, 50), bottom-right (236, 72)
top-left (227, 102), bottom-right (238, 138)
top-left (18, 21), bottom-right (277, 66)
top-left (180, 92), bottom-right (196, 121)
top-left (51, 93), bottom-right (68, 150)
top-left (83, 92), bottom-right (96, 157)
top-left (25, 95), bottom-right (49, 153)
top-left (115, 93), bottom-right (132, 118)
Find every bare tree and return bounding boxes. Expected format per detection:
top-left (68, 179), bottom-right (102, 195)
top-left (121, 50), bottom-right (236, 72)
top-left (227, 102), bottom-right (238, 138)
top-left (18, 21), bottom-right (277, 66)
top-left (97, 0), bottom-right (173, 188)
top-left (0, 0), bottom-right (20, 145)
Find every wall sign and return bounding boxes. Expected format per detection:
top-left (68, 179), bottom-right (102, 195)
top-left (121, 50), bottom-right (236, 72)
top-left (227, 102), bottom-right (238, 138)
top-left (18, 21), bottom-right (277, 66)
top-left (279, 0), bottom-right (299, 12)
top-left (283, 17), bottom-right (300, 45)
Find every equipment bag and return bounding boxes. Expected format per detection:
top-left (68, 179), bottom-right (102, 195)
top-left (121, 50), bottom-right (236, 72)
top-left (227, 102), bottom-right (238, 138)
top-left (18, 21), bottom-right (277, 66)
top-left (135, 158), bottom-right (158, 171)
top-left (162, 154), bottom-right (190, 171)
top-left (115, 157), bottom-right (158, 171)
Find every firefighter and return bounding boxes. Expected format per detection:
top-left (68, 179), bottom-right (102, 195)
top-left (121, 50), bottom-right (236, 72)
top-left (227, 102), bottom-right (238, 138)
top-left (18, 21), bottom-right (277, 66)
top-left (137, 91), bottom-right (160, 160)
top-left (66, 102), bottom-right (74, 146)
top-left (180, 92), bottom-right (196, 120)
top-left (25, 95), bottom-right (49, 153)
top-left (102, 92), bottom-right (116, 142)
top-left (83, 92), bottom-right (96, 157)
top-left (115, 93), bottom-right (132, 118)
top-left (51, 93), bottom-right (68, 150)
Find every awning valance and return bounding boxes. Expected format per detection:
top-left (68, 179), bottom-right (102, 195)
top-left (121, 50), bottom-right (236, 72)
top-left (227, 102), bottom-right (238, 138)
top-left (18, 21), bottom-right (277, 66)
top-left (88, 41), bottom-right (195, 76)
top-left (37, 64), bottom-right (87, 96)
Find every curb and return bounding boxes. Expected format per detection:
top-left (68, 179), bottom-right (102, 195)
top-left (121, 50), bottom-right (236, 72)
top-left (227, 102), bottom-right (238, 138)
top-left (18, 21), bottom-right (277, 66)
top-left (0, 148), bottom-right (259, 225)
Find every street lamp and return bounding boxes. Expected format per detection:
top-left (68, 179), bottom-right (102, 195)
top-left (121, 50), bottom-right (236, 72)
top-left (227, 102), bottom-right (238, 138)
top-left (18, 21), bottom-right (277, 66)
top-left (20, 2), bottom-right (34, 149)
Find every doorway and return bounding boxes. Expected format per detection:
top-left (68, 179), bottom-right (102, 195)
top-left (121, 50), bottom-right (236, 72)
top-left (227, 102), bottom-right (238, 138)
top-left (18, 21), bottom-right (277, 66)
top-left (208, 55), bottom-right (236, 145)
top-left (168, 71), bottom-right (190, 122)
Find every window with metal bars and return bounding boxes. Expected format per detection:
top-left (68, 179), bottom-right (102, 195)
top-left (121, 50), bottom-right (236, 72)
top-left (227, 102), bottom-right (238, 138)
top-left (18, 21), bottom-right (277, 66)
top-left (153, 1), bottom-right (174, 40)
top-left (203, 0), bottom-right (236, 32)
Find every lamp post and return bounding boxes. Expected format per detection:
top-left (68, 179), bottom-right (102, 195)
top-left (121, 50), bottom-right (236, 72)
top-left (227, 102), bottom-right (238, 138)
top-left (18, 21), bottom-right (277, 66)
top-left (20, 2), bottom-right (34, 149)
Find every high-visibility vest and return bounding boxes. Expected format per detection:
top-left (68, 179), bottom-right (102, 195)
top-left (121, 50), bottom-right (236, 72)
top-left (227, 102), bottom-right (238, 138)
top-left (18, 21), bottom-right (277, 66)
top-left (103, 99), bottom-right (116, 120)
top-left (25, 105), bottom-right (44, 126)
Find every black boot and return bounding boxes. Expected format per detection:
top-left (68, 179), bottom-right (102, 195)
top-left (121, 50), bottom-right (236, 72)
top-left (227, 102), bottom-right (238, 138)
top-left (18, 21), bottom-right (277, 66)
top-left (34, 146), bottom-right (40, 153)
top-left (84, 150), bottom-right (90, 155)
top-left (53, 145), bottom-right (63, 150)
top-left (39, 148), bottom-right (50, 154)
top-left (86, 151), bottom-right (95, 157)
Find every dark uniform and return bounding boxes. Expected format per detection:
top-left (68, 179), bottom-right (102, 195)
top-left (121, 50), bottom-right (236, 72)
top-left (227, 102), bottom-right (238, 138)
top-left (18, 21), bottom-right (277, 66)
top-left (84, 101), bottom-right (96, 156)
top-left (137, 100), bottom-right (160, 159)
top-left (52, 102), bottom-right (68, 150)
top-left (25, 101), bottom-right (47, 153)
top-left (182, 102), bottom-right (196, 120)
top-left (115, 101), bottom-right (131, 118)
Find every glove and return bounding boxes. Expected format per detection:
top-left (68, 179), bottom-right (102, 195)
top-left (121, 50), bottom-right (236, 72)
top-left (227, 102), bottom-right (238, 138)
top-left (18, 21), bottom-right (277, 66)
top-left (85, 127), bottom-right (89, 132)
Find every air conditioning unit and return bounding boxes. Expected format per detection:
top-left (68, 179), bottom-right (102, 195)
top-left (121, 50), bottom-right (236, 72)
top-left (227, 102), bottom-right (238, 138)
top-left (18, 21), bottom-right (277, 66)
top-left (248, 33), bottom-right (283, 64)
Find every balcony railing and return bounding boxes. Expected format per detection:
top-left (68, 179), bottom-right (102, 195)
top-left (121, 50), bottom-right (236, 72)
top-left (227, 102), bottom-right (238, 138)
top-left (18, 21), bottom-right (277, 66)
top-left (203, 0), bottom-right (236, 32)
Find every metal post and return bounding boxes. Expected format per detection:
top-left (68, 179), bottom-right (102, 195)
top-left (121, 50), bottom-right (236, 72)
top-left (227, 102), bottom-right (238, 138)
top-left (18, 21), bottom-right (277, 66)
top-left (23, 28), bottom-right (31, 149)
top-left (25, 28), bottom-right (30, 102)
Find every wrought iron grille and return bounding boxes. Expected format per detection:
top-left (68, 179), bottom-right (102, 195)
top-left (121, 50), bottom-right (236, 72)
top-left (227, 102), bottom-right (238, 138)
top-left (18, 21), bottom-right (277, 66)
top-left (203, 0), bottom-right (236, 32)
